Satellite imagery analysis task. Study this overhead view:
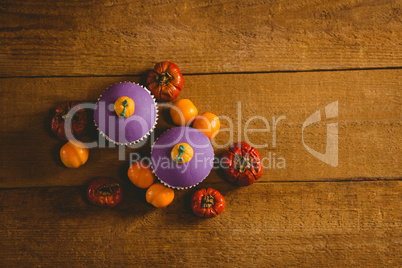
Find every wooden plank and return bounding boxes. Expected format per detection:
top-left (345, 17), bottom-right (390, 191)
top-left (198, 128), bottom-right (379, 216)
top-left (0, 181), bottom-right (400, 267)
top-left (0, 69), bottom-right (400, 188)
top-left (0, 0), bottom-right (401, 77)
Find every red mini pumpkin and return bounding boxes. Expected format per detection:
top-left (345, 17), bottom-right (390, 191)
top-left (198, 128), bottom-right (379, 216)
top-left (146, 61), bottom-right (183, 102)
top-left (191, 188), bottom-right (225, 219)
top-left (87, 177), bottom-right (123, 208)
top-left (51, 101), bottom-right (88, 141)
top-left (222, 142), bottom-right (263, 186)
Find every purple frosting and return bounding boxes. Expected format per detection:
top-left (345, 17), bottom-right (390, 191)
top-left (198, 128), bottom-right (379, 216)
top-left (151, 127), bottom-right (214, 188)
top-left (94, 82), bottom-right (157, 144)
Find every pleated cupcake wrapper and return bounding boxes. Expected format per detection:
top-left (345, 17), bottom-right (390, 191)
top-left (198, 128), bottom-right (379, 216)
top-left (150, 128), bottom-right (215, 190)
top-left (94, 81), bottom-right (158, 146)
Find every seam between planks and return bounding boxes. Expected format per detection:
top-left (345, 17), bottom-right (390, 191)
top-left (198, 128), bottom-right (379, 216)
top-left (0, 177), bottom-right (401, 191)
top-left (0, 66), bottom-right (401, 79)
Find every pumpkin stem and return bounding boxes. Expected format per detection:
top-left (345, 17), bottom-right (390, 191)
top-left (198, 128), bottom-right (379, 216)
top-left (119, 99), bottom-right (128, 118)
top-left (61, 111), bottom-right (71, 120)
top-left (176, 144), bottom-right (185, 162)
top-left (235, 154), bottom-right (251, 173)
top-left (96, 183), bottom-right (119, 196)
top-left (157, 72), bottom-right (172, 85)
top-left (201, 195), bottom-right (215, 208)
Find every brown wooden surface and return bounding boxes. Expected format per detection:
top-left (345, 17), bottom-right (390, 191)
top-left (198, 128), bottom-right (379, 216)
top-left (0, 0), bottom-right (401, 77)
top-left (0, 70), bottom-right (400, 188)
top-left (0, 0), bottom-right (401, 267)
top-left (1, 181), bottom-right (401, 267)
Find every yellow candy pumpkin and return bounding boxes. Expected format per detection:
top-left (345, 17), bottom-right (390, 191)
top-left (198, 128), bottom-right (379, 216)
top-left (114, 96), bottom-right (135, 118)
top-left (171, 143), bottom-right (194, 164)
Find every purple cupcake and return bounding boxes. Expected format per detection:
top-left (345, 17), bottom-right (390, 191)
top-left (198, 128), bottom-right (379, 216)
top-left (151, 126), bottom-right (214, 189)
top-left (94, 82), bottom-right (158, 145)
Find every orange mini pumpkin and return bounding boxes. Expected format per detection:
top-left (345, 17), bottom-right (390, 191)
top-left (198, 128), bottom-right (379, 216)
top-left (146, 183), bottom-right (175, 208)
top-left (127, 161), bottom-right (155, 189)
top-left (192, 112), bottom-right (220, 140)
top-left (60, 140), bottom-right (89, 168)
top-left (170, 99), bottom-right (198, 126)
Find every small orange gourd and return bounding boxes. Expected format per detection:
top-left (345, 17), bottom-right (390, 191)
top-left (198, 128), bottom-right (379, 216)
top-left (170, 99), bottom-right (198, 126)
top-left (60, 140), bottom-right (89, 168)
top-left (146, 183), bottom-right (174, 208)
top-left (192, 112), bottom-right (220, 140)
top-left (127, 161), bottom-right (155, 189)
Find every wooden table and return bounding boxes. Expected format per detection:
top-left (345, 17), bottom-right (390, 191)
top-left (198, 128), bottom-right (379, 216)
top-left (1, 1), bottom-right (401, 267)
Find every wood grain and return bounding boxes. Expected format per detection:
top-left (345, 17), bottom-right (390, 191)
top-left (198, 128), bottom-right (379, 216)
top-left (0, 181), bottom-right (400, 267)
top-left (1, 0), bottom-right (401, 77)
top-left (0, 69), bottom-right (400, 188)
top-left (1, 1), bottom-right (401, 266)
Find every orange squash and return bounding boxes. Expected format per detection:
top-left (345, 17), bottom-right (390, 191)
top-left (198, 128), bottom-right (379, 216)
top-left (146, 183), bottom-right (174, 208)
top-left (127, 161), bottom-right (155, 189)
top-left (170, 99), bottom-right (198, 126)
top-left (60, 140), bottom-right (89, 168)
top-left (192, 112), bottom-right (220, 140)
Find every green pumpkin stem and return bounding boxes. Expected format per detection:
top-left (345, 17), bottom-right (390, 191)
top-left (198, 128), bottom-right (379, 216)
top-left (177, 145), bottom-right (185, 162)
top-left (119, 99), bottom-right (128, 118)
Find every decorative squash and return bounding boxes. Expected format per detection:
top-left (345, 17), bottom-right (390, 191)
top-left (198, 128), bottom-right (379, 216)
top-left (60, 140), bottom-right (89, 168)
top-left (146, 183), bottom-right (175, 208)
top-left (192, 112), bottom-right (220, 140)
top-left (222, 142), bottom-right (263, 186)
top-left (146, 61), bottom-right (183, 102)
top-left (191, 188), bottom-right (225, 218)
top-left (127, 161), bottom-right (155, 189)
top-left (170, 99), bottom-right (198, 126)
top-left (51, 101), bottom-right (88, 141)
top-left (87, 177), bottom-right (122, 208)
